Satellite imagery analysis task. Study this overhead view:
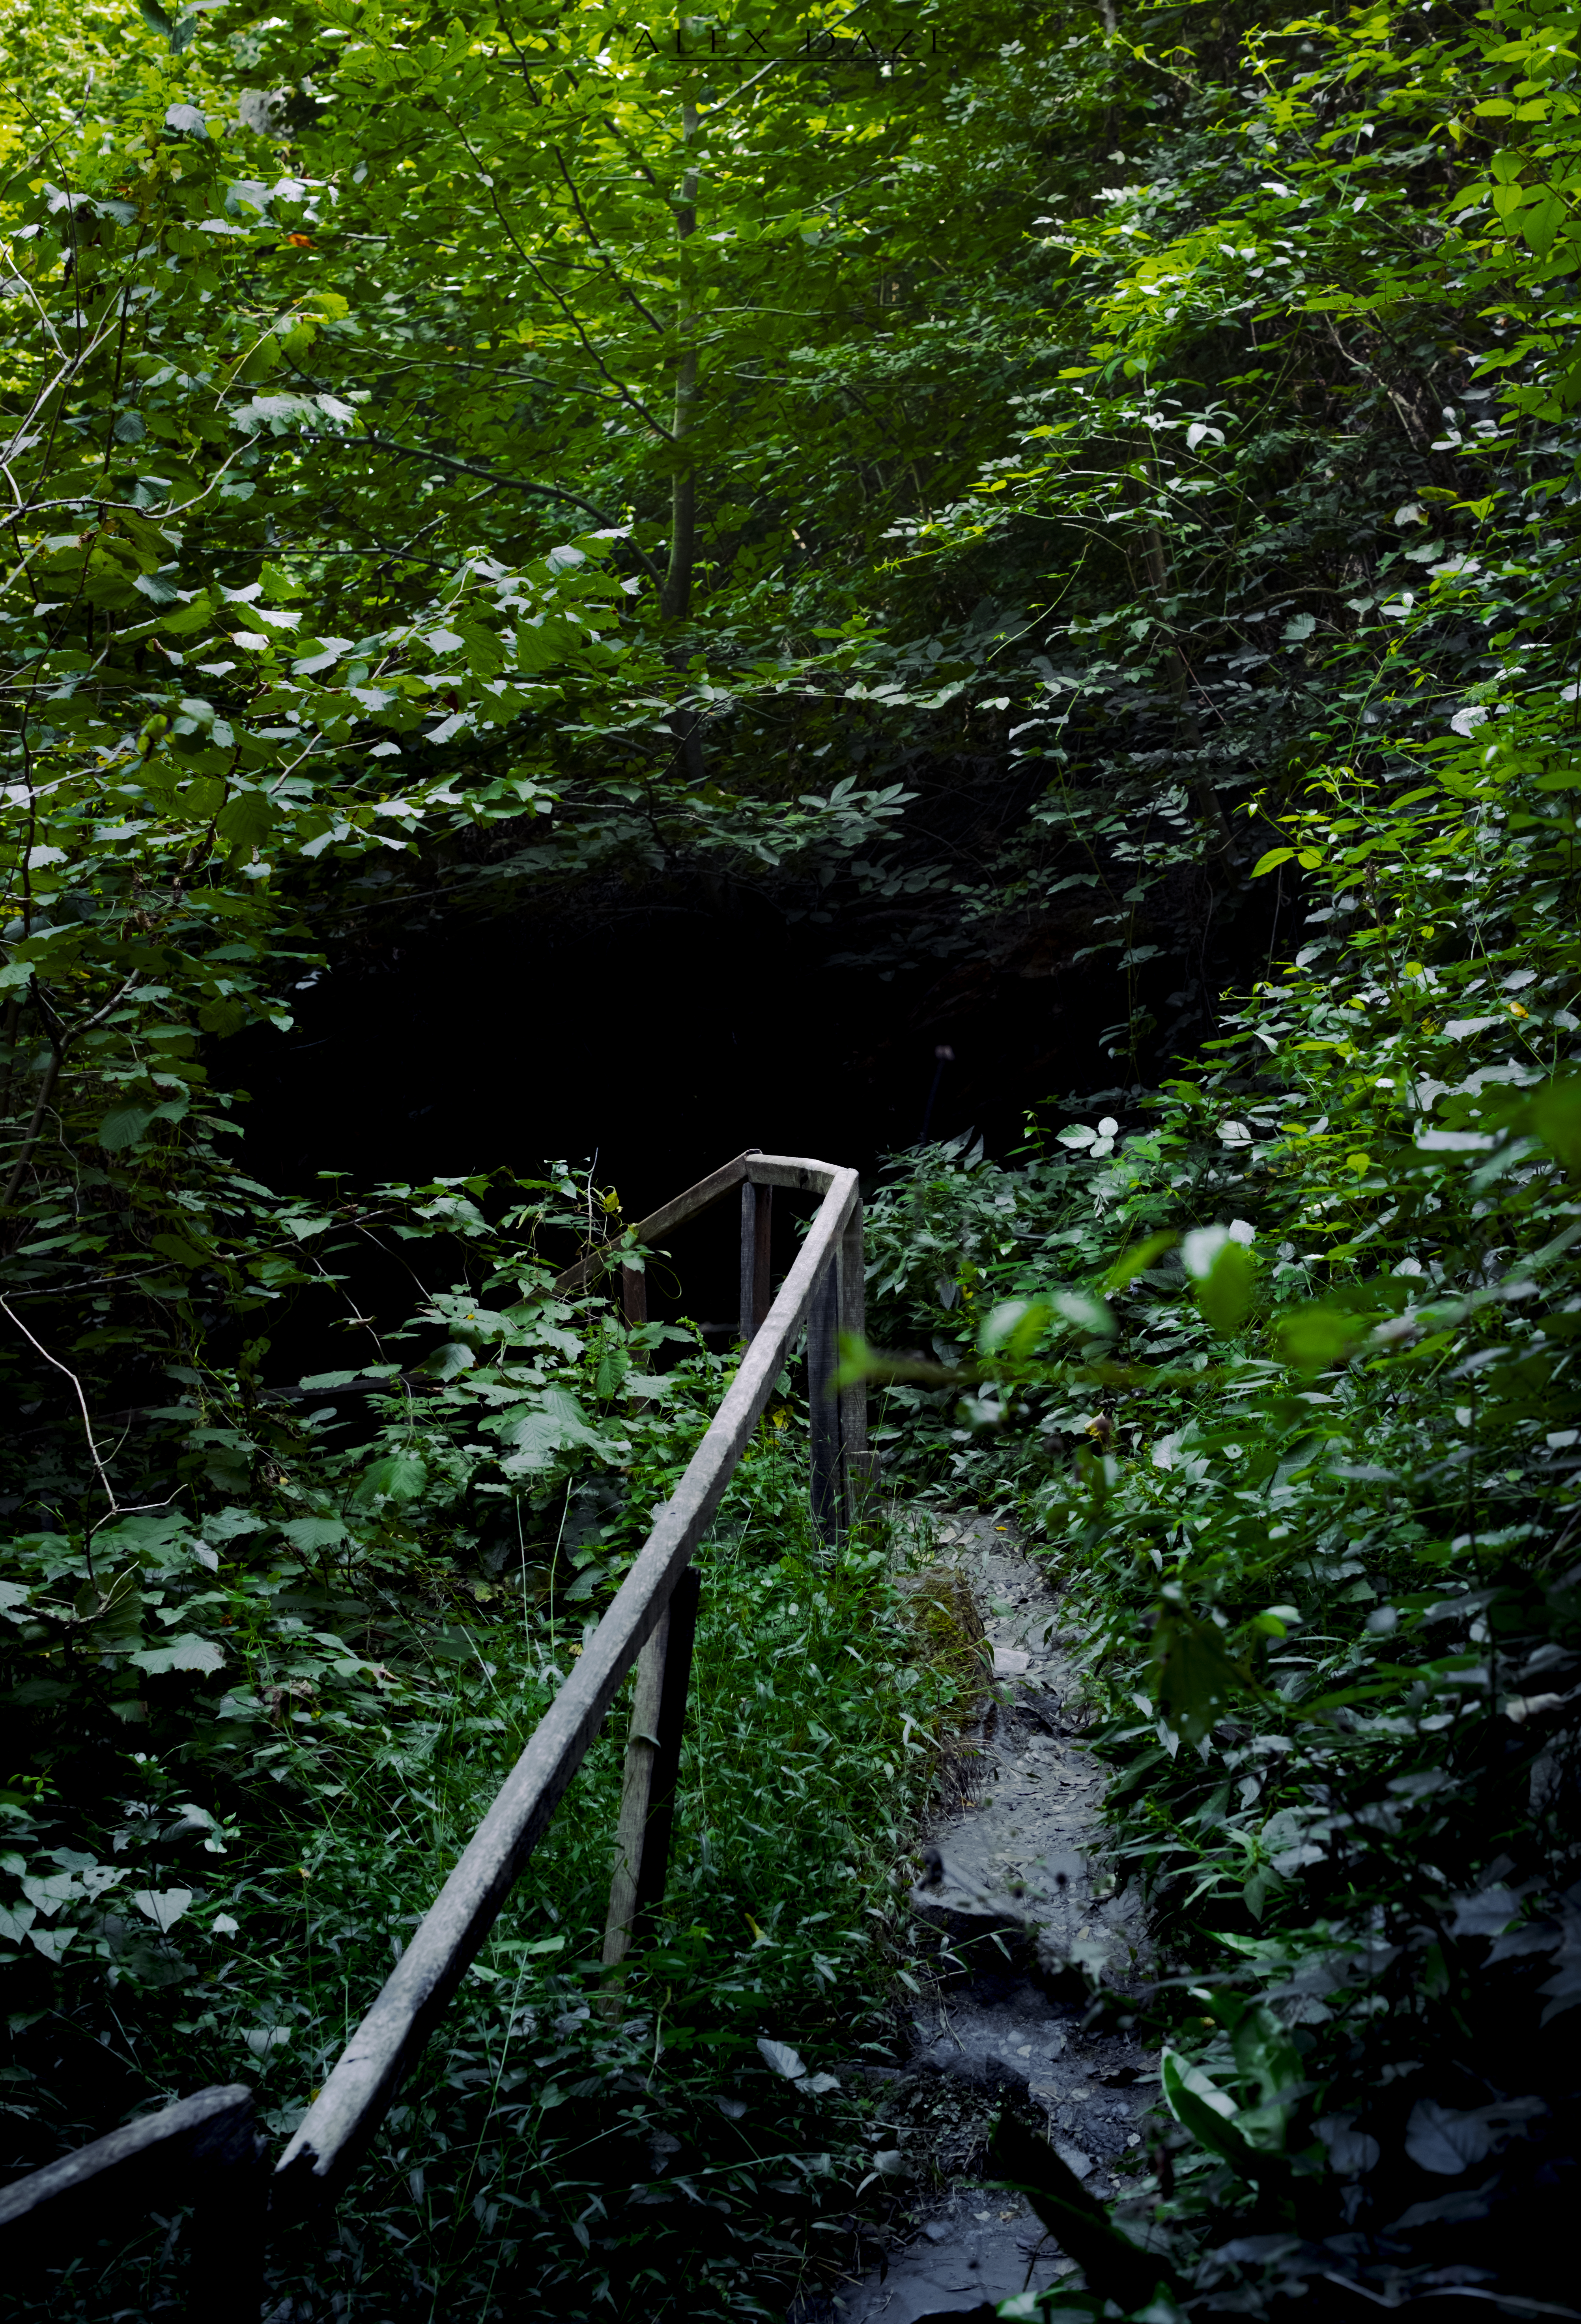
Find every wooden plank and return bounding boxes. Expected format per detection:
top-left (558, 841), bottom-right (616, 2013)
top-left (629, 1565), bottom-right (699, 1941)
top-left (739, 1182), bottom-right (757, 1344)
top-left (553, 1152), bottom-right (753, 1297)
top-left (600, 1600), bottom-right (671, 1971)
top-left (838, 1197), bottom-right (868, 1524)
top-left (0, 2081), bottom-right (266, 2322)
top-left (0, 2085), bottom-right (257, 2231)
top-left (738, 1181), bottom-right (774, 1343)
top-left (741, 1153), bottom-right (842, 1194)
top-left (277, 1161), bottom-right (860, 2207)
top-left (751, 1183), bottom-right (774, 1339)
top-left (807, 1256), bottom-right (842, 1540)
top-left (619, 1262), bottom-right (648, 1329)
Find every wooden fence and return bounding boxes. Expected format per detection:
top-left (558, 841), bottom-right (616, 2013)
top-left (0, 1150), bottom-right (867, 2319)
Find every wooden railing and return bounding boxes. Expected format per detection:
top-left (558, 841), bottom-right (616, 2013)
top-left (0, 1150), bottom-right (866, 2318)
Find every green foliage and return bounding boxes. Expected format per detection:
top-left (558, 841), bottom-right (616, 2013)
top-left (4, 1393), bottom-right (980, 2317)
top-left (9, 0), bottom-right (1581, 2313)
top-left (864, 699), bottom-right (1581, 2314)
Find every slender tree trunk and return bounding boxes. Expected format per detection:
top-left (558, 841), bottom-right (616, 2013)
top-left (661, 100), bottom-right (705, 781)
top-left (661, 100), bottom-right (699, 626)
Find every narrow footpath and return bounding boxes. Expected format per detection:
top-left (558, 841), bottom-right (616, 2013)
top-left (817, 1510), bottom-right (1158, 2323)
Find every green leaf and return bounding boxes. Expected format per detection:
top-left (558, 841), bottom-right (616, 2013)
top-left (1520, 193), bottom-right (1568, 255)
top-left (1160, 2050), bottom-right (1293, 2189)
top-left (1102, 1229), bottom-right (1178, 1290)
top-left (131, 1886), bottom-right (194, 1930)
top-left (198, 997), bottom-right (249, 1038)
top-left (129, 1634), bottom-right (226, 1676)
top-left (1524, 1077), bottom-right (1581, 1174)
top-left (1051, 1288), bottom-right (1116, 1337)
top-left (1252, 847), bottom-right (1295, 877)
top-left (1150, 1604), bottom-right (1256, 1745)
top-left (157, 593), bottom-right (214, 635)
top-left (1276, 1303), bottom-right (1370, 1373)
top-left (278, 1516), bottom-right (347, 1553)
top-left (150, 1232), bottom-right (208, 1267)
top-left (978, 1296), bottom-right (1054, 1357)
top-left (215, 791), bottom-right (275, 852)
top-left (99, 1105), bottom-right (155, 1152)
top-left (356, 1452), bottom-right (428, 1505)
top-left (1196, 1240), bottom-right (1254, 1335)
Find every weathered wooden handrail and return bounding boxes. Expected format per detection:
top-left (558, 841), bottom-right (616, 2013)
top-left (276, 1150), bottom-right (861, 2199)
top-left (0, 1151), bottom-right (867, 2310)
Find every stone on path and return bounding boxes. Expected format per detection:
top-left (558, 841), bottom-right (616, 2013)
top-left (804, 1507), bottom-right (1158, 2323)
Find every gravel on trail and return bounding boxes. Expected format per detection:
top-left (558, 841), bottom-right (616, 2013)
top-left (807, 1510), bottom-right (1160, 2324)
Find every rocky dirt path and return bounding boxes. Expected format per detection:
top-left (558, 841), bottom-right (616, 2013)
top-left (813, 1510), bottom-right (1158, 2324)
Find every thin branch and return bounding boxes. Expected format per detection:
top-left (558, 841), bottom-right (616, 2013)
top-left (551, 147), bottom-right (668, 337)
top-left (439, 106), bottom-right (677, 445)
top-left (0, 1292), bottom-right (120, 1514)
top-left (343, 433), bottom-right (664, 585)
top-left (1, 973), bottom-right (140, 1211)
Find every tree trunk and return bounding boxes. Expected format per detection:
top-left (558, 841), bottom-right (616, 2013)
top-left (660, 100), bottom-right (699, 626)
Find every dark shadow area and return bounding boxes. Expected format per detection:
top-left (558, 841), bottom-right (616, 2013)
top-left (218, 871), bottom-right (1289, 1341)
top-left (226, 901), bottom-right (1085, 1206)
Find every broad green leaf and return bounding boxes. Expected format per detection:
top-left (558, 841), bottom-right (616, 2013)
top-left (215, 791), bottom-right (275, 852)
top-left (1194, 1240), bottom-right (1255, 1335)
top-left (130, 1634), bottom-right (226, 1676)
top-left (132, 1887), bottom-right (194, 1931)
top-left (979, 1296), bottom-right (1054, 1356)
top-left (356, 1452), bottom-right (429, 1504)
top-left (1276, 1304), bottom-right (1370, 1373)
top-left (150, 1232), bottom-right (208, 1267)
top-left (278, 1516), bottom-right (347, 1553)
top-left (1150, 1605), bottom-right (1255, 1745)
top-left (99, 1105), bottom-right (155, 1152)
top-left (1052, 1288), bottom-right (1116, 1337)
top-left (1102, 1229), bottom-right (1178, 1290)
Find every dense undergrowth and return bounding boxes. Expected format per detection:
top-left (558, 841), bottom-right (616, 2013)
top-left (863, 692), bottom-right (1581, 2318)
top-left (5, 1317), bottom-right (988, 2319)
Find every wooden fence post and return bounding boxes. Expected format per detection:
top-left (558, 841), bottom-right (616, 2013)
top-left (600, 1567), bottom-right (701, 1974)
top-left (837, 1194), bottom-right (875, 1525)
top-left (620, 1260), bottom-right (648, 1331)
top-left (739, 1180), bottom-right (773, 1344)
top-left (807, 1258), bottom-right (842, 1541)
